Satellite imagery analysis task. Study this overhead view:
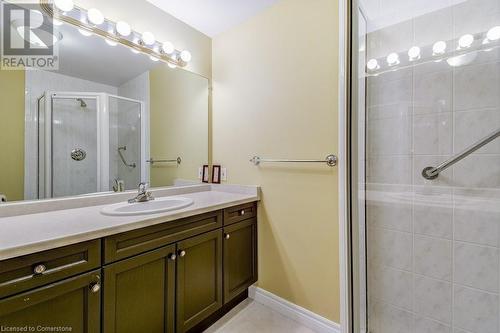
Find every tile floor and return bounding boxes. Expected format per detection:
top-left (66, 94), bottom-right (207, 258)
top-left (204, 299), bottom-right (317, 333)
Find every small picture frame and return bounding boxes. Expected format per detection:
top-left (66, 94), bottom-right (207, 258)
top-left (212, 165), bottom-right (221, 184)
top-left (202, 165), bottom-right (210, 183)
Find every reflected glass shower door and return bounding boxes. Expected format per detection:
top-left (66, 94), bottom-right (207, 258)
top-left (108, 95), bottom-right (144, 191)
top-left (51, 96), bottom-right (98, 198)
top-left (353, 0), bottom-right (500, 332)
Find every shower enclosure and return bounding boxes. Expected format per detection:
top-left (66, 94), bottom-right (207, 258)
top-left (348, 0), bottom-right (500, 332)
top-left (37, 92), bottom-right (147, 199)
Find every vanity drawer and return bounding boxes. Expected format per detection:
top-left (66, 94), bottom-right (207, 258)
top-left (104, 210), bottom-right (223, 263)
top-left (223, 202), bottom-right (257, 226)
top-left (0, 240), bottom-right (101, 299)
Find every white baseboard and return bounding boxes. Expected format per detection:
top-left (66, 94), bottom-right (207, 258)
top-left (248, 286), bottom-right (341, 333)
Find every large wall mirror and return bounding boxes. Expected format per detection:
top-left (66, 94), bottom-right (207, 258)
top-left (0, 1), bottom-right (209, 203)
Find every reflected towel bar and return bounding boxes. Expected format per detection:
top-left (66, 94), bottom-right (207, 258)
top-left (147, 157), bottom-right (182, 165)
top-left (250, 154), bottom-right (337, 167)
top-left (422, 128), bottom-right (500, 180)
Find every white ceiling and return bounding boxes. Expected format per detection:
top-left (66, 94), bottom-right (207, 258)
top-left (55, 24), bottom-right (161, 86)
top-left (145, 0), bottom-right (280, 37)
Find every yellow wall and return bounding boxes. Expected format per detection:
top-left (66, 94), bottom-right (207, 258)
top-left (0, 70), bottom-right (25, 201)
top-left (149, 65), bottom-right (209, 186)
top-left (213, 0), bottom-right (340, 322)
top-left (75, 0), bottom-right (212, 78)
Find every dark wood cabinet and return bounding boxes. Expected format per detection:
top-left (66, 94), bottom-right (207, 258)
top-left (103, 244), bottom-right (177, 333)
top-left (0, 202), bottom-right (258, 333)
top-left (176, 230), bottom-right (223, 333)
top-left (103, 211), bottom-right (222, 263)
top-left (223, 202), bottom-right (257, 226)
top-left (0, 270), bottom-right (101, 333)
top-left (223, 218), bottom-right (258, 303)
top-left (0, 240), bottom-right (100, 299)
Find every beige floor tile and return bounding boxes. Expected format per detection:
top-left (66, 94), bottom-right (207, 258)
top-left (204, 299), bottom-right (318, 333)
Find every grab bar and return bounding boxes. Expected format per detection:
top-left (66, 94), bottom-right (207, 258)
top-left (250, 154), bottom-right (337, 167)
top-left (147, 157), bottom-right (182, 165)
top-left (422, 128), bottom-right (500, 180)
top-left (118, 146), bottom-right (136, 168)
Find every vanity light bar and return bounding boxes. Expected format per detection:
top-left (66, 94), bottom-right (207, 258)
top-left (40, 0), bottom-right (192, 68)
top-left (365, 26), bottom-right (500, 75)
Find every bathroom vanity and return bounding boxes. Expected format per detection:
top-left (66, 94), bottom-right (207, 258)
top-left (0, 186), bottom-right (258, 333)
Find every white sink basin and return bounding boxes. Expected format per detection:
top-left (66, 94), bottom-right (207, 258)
top-left (101, 196), bottom-right (194, 216)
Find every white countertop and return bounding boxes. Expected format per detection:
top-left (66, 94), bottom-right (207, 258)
top-left (0, 185), bottom-right (259, 260)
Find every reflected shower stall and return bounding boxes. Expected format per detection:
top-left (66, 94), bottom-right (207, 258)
top-left (37, 92), bottom-right (147, 199)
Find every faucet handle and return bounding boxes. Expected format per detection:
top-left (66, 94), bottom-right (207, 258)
top-left (138, 182), bottom-right (149, 193)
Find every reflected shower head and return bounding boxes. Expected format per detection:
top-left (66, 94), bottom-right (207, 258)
top-left (76, 98), bottom-right (87, 108)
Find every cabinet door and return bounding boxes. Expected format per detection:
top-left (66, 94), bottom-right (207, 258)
top-left (223, 218), bottom-right (258, 303)
top-left (176, 229), bottom-right (223, 332)
top-left (103, 245), bottom-right (176, 333)
top-left (0, 270), bottom-right (101, 333)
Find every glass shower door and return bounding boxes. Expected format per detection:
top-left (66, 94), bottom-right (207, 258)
top-left (352, 0), bottom-right (500, 332)
top-left (51, 96), bottom-right (98, 198)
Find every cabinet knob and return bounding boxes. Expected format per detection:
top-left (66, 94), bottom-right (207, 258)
top-left (89, 282), bottom-right (101, 293)
top-left (178, 250), bottom-right (186, 257)
top-left (33, 264), bottom-right (46, 275)
top-left (168, 253), bottom-right (177, 261)
top-left (240, 210), bottom-right (245, 216)
top-left (224, 233), bottom-right (231, 240)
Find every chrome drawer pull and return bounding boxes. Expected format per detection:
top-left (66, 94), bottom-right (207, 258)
top-left (33, 264), bottom-right (46, 275)
top-left (89, 282), bottom-right (101, 293)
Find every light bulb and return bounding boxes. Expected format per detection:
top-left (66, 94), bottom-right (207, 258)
top-left (54, 0), bottom-right (74, 12)
top-left (141, 31), bottom-right (155, 46)
top-left (486, 26), bottom-right (500, 41)
top-left (408, 46), bottom-right (421, 61)
top-left (116, 21), bottom-right (131, 37)
top-left (432, 41), bottom-right (447, 55)
top-left (458, 34), bottom-right (474, 49)
top-left (87, 8), bottom-right (104, 25)
top-left (180, 50), bottom-right (192, 62)
top-left (162, 41), bottom-right (174, 54)
top-left (366, 59), bottom-right (379, 70)
top-left (386, 52), bottom-right (399, 66)
top-left (78, 29), bottom-right (92, 37)
top-left (105, 39), bottom-right (117, 46)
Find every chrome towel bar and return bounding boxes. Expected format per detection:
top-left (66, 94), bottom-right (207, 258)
top-left (422, 128), bottom-right (500, 180)
top-left (147, 157), bottom-right (182, 165)
top-left (250, 154), bottom-right (337, 167)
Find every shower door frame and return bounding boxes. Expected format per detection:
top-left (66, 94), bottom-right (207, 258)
top-left (39, 92), bottom-right (148, 199)
top-left (339, 0), bottom-right (366, 332)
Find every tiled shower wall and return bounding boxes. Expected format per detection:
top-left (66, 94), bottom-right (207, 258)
top-left (364, 0), bottom-right (500, 332)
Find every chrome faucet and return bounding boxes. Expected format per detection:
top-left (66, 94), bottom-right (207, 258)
top-left (128, 182), bottom-right (154, 203)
